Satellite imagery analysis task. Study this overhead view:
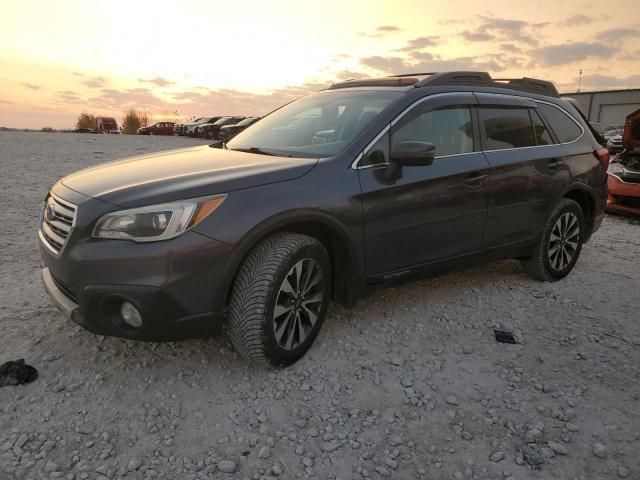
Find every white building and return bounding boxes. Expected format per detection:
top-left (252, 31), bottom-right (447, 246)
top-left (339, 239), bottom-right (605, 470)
top-left (561, 88), bottom-right (640, 126)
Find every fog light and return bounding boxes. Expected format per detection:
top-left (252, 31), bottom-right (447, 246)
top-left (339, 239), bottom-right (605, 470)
top-left (120, 301), bottom-right (142, 329)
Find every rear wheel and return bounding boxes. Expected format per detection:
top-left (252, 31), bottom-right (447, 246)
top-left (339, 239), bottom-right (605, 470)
top-left (227, 233), bottom-right (331, 366)
top-left (521, 199), bottom-right (585, 281)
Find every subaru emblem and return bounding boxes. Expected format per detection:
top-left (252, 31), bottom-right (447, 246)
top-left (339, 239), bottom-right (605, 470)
top-left (45, 202), bottom-right (56, 222)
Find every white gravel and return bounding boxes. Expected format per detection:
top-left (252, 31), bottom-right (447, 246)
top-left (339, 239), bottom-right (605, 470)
top-left (1, 131), bottom-right (639, 479)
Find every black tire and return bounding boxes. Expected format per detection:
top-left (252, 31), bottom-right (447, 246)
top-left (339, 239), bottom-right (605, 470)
top-left (227, 233), bottom-right (332, 366)
top-left (521, 199), bottom-right (585, 281)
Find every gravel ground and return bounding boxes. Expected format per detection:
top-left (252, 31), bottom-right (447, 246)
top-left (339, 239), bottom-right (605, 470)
top-left (1, 131), bottom-right (639, 480)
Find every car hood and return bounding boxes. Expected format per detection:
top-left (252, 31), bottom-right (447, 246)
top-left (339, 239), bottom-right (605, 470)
top-left (623, 108), bottom-right (640, 150)
top-left (60, 145), bottom-right (318, 208)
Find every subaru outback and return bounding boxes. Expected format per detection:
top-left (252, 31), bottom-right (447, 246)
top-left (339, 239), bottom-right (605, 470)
top-left (39, 72), bottom-right (608, 366)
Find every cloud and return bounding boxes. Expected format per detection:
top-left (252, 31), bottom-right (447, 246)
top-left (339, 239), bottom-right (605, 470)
top-left (82, 76), bottom-right (106, 88)
top-left (461, 30), bottom-right (496, 42)
top-left (595, 27), bottom-right (640, 42)
top-left (359, 54), bottom-right (506, 75)
top-left (376, 25), bottom-right (402, 33)
top-left (574, 73), bottom-right (640, 90)
top-left (21, 83), bottom-right (41, 90)
top-left (360, 56), bottom-right (411, 73)
top-left (57, 90), bottom-right (84, 104)
top-left (359, 25), bottom-right (403, 38)
top-left (398, 36), bottom-right (440, 51)
top-left (558, 14), bottom-right (596, 27)
top-left (335, 70), bottom-right (369, 80)
top-left (71, 81), bottom-right (327, 119)
top-left (532, 42), bottom-right (618, 65)
top-left (476, 15), bottom-right (539, 46)
top-left (139, 76), bottom-right (176, 87)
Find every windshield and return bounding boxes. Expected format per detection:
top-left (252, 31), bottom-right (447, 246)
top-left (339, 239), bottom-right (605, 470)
top-left (227, 90), bottom-right (401, 157)
top-left (214, 117), bottom-right (232, 126)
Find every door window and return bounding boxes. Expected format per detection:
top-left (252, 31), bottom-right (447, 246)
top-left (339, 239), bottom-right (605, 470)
top-left (392, 107), bottom-right (474, 157)
top-left (360, 132), bottom-right (390, 167)
top-left (530, 110), bottom-right (553, 145)
top-left (478, 107), bottom-right (536, 150)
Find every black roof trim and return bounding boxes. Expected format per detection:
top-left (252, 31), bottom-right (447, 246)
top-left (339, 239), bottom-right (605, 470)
top-left (326, 77), bottom-right (421, 89)
top-left (328, 71), bottom-right (560, 97)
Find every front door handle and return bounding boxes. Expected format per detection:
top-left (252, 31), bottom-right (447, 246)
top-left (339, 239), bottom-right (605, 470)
top-left (464, 173), bottom-right (488, 187)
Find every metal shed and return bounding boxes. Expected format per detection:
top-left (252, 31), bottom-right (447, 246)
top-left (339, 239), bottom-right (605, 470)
top-left (561, 88), bottom-right (640, 127)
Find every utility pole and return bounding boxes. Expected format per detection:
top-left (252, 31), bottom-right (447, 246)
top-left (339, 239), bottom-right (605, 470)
top-left (577, 69), bottom-right (583, 93)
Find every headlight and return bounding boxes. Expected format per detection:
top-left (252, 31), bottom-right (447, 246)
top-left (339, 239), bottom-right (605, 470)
top-left (92, 194), bottom-right (226, 242)
top-left (608, 162), bottom-right (624, 176)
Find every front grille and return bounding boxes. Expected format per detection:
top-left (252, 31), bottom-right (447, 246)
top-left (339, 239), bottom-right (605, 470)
top-left (39, 193), bottom-right (77, 254)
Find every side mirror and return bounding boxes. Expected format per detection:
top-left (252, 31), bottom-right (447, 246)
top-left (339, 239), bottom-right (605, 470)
top-left (384, 141), bottom-right (436, 181)
top-left (390, 141), bottom-right (436, 166)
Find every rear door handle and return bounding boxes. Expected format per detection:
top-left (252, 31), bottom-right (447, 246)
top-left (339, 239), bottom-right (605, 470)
top-left (547, 159), bottom-right (563, 170)
top-left (464, 173), bottom-right (488, 187)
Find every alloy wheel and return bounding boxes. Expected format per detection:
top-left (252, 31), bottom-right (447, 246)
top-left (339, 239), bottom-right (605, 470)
top-left (548, 212), bottom-right (580, 271)
top-left (273, 258), bottom-right (324, 351)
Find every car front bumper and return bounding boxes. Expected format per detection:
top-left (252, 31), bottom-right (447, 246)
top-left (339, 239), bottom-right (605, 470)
top-left (606, 174), bottom-right (640, 216)
top-left (40, 230), bottom-right (233, 341)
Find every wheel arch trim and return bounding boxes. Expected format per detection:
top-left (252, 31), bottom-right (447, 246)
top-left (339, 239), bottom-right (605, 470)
top-left (213, 209), bottom-right (364, 315)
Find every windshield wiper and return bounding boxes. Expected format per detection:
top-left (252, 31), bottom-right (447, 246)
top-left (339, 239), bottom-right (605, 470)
top-left (227, 147), bottom-right (291, 157)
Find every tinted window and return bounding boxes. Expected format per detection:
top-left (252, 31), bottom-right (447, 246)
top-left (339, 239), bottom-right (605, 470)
top-left (530, 110), bottom-right (553, 145)
top-left (479, 107), bottom-right (535, 150)
top-left (537, 103), bottom-right (582, 143)
top-left (360, 132), bottom-right (389, 167)
top-left (392, 107), bottom-right (474, 156)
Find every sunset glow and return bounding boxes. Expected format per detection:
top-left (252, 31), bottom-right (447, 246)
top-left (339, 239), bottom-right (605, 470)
top-left (1, 0), bottom-right (638, 128)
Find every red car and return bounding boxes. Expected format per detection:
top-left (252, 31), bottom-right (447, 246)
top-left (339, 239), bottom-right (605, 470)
top-left (607, 109), bottom-right (640, 215)
top-left (136, 122), bottom-right (176, 136)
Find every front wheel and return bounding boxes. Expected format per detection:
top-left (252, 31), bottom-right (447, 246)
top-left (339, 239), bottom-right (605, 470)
top-left (521, 199), bottom-right (585, 281)
top-left (227, 233), bottom-right (331, 366)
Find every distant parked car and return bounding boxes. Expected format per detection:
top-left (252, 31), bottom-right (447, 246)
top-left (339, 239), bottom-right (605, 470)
top-left (604, 125), bottom-right (624, 141)
top-left (186, 117), bottom-right (221, 137)
top-left (137, 122), bottom-right (176, 136)
top-left (94, 117), bottom-right (119, 134)
top-left (179, 117), bottom-right (203, 136)
top-left (607, 109), bottom-right (640, 215)
top-left (199, 116), bottom-right (245, 140)
top-left (607, 133), bottom-right (624, 154)
top-left (218, 117), bottom-right (260, 141)
top-left (173, 123), bottom-right (182, 135)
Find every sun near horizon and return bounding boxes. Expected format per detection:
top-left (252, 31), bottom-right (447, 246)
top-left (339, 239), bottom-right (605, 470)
top-left (0, 0), bottom-right (638, 129)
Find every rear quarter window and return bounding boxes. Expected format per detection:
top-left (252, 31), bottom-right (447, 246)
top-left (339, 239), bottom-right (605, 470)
top-left (537, 103), bottom-right (583, 143)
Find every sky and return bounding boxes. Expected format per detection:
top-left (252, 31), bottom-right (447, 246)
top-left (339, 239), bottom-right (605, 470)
top-left (0, 0), bottom-right (638, 129)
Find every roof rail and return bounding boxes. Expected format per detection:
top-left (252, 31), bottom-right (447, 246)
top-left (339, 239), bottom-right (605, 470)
top-left (388, 72), bottom-right (437, 78)
top-left (327, 71), bottom-right (559, 97)
top-left (413, 71), bottom-right (559, 97)
top-left (414, 71), bottom-right (494, 87)
top-left (327, 76), bottom-right (421, 89)
top-left (493, 77), bottom-right (559, 97)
